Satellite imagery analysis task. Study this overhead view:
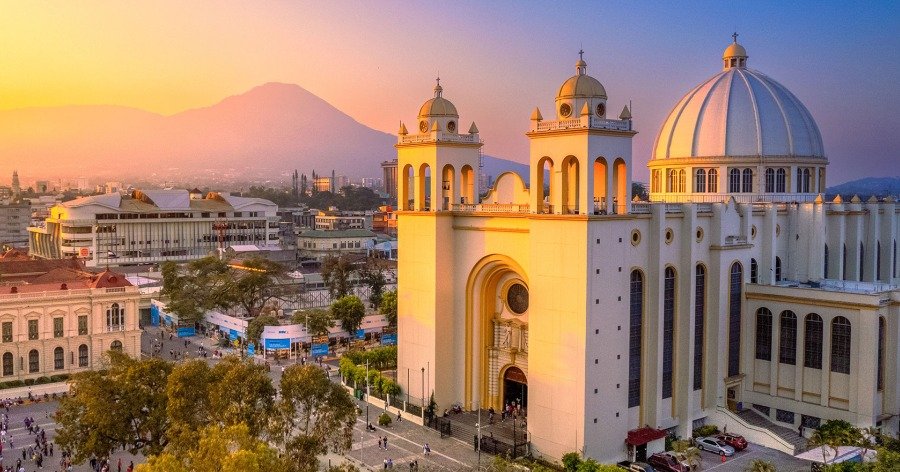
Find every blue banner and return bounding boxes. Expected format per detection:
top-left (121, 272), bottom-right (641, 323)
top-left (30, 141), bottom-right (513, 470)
top-left (311, 343), bottom-right (329, 357)
top-left (176, 327), bottom-right (195, 337)
top-left (247, 343), bottom-right (255, 356)
top-left (149, 305), bottom-right (160, 326)
top-left (381, 333), bottom-right (397, 346)
top-left (264, 338), bottom-right (290, 350)
top-left (356, 329), bottom-right (365, 340)
top-left (229, 329), bottom-right (239, 340)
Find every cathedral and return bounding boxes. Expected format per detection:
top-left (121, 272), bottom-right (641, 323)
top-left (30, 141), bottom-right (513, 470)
top-left (395, 37), bottom-right (899, 462)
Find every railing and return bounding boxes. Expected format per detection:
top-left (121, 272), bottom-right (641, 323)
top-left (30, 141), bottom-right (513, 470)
top-left (534, 116), bottom-right (632, 132)
top-left (449, 203), bottom-right (530, 213)
top-left (0, 289), bottom-right (93, 301)
top-left (399, 133), bottom-right (479, 145)
top-left (649, 193), bottom-right (821, 204)
top-left (631, 203), bottom-right (651, 214)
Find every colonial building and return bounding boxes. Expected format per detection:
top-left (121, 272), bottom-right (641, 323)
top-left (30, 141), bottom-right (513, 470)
top-left (28, 189), bottom-right (279, 267)
top-left (395, 40), bottom-right (899, 462)
top-left (297, 229), bottom-right (377, 261)
top-left (0, 255), bottom-right (141, 380)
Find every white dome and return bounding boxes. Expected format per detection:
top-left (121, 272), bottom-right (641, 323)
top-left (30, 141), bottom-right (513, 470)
top-left (653, 67), bottom-right (825, 160)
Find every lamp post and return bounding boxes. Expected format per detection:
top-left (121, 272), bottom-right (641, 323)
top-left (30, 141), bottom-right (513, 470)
top-left (421, 367), bottom-right (425, 421)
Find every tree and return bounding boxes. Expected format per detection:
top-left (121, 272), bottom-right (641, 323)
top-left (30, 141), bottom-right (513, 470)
top-left (379, 290), bottom-right (397, 327)
top-left (272, 365), bottom-right (357, 472)
top-left (331, 295), bottom-right (366, 335)
top-left (228, 256), bottom-right (286, 318)
top-left (746, 459), bottom-right (776, 472)
top-left (357, 258), bottom-right (387, 307)
top-left (293, 309), bottom-right (334, 336)
top-left (137, 424), bottom-right (286, 472)
top-left (161, 259), bottom-right (230, 324)
top-left (632, 182), bottom-right (649, 201)
top-left (562, 452), bottom-right (582, 471)
top-left (55, 351), bottom-right (173, 463)
top-left (246, 313), bottom-right (280, 345)
top-left (207, 357), bottom-right (276, 438)
top-left (321, 255), bottom-right (354, 299)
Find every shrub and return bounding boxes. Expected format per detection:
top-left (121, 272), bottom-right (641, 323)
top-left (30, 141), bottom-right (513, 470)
top-left (693, 424), bottom-right (719, 438)
top-left (6, 380), bottom-right (23, 388)
top-left (23, 378), bottom-right (35, 386)
top-left (562, 452), bottom-right (582, 471)
top-left (49, 374), bottom-right (69, 382)
top-left (378, 412), bottom-right (392, 427)
top-left (36, 376), bottom-right (52, 385)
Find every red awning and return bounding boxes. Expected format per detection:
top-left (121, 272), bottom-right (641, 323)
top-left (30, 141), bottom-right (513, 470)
top-left (625, 427), bottom-right (667, 446)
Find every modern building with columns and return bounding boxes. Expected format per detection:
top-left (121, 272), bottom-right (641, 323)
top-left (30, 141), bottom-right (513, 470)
top-left (395, 38), bottom-right (899, 463)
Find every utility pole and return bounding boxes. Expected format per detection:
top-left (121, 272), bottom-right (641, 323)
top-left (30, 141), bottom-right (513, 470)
top-left (366, 359), bottom-right (370, 425)
top-left (421, 367), bottom-right (425, 421)
top-left (477, 401), bottom-right (482, 466)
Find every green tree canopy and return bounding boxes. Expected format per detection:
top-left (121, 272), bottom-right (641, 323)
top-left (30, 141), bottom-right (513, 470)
top-left (55, 351), bottom-right (173, 463)
top-left (293, 308), bottom-right (334, 336)
top-left (357, 258), bottom-right (388, 307)
top-left (246, 314), bottom-right (280, 345)
top-left (379, 290), bottom-right (397, 327)
top-left (331, 295), bottom-right (366, 335)
top-left (271, 365), bottom-right (357, 471)
top-left (137, 424), bottom-right (286, 472)
top-left (321, 255), bottom-right (354, 299)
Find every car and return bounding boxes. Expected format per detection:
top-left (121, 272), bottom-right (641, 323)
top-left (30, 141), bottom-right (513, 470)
top-left (616, 461), bottom-right (656, 472)
top-left (648, 452), bottom-right (687, 472)
top-left (716, 433), bottom-right (748, 451)
top-left (695, 436), bottom-right (735, 456)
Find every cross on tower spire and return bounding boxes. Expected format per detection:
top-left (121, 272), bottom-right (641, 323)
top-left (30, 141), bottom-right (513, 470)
top-left (579, 49), bottom-right (584, 61)
top-left (732, 32), bottom-right (739, 43)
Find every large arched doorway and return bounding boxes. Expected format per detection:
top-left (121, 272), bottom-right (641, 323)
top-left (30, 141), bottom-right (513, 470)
top-left (502, 365), bottom-right (528, 409)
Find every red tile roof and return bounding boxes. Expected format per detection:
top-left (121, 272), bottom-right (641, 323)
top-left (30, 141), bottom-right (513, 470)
top-left (625, 427), bottom-right (668, 446)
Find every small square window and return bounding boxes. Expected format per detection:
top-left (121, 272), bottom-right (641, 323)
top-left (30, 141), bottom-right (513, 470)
top-left (616, 355), bottom-right (620, 360)
top-left (616, 412), bottom-right (620, 418)
top-left (617, 325), bottom-right (621, 331)
top-left (618, 238), bottom-right (622, 243)
top-left (594, 359), bottom-right (598, 364)
top-left (618, 296), bottom-right (622, 301)
top-left (595, 299), bottom-right (599, 304)
top-left (594, 418), bottom-right (598, 423)
top-left (594, 388), bottom-right (598, 394)
top-left (617, 384), bottom-right (620, 388)
top-left (596, 239), bottom-right (600, 244)
top-left (595, 329), bottom-right (599, 334)
top-left (596, 269), bottom-right (600, 274)
top-left (618, 267), bottom-right (622, 272)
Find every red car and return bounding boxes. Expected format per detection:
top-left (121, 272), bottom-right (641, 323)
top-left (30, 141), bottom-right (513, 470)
top-left (716, 433), bottom-right (748, 451)
top-left (648, 452), bottom-right (686, 472)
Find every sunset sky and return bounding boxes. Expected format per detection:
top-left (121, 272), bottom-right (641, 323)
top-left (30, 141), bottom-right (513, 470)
top-left (1, 1), bottom-right (898, 183)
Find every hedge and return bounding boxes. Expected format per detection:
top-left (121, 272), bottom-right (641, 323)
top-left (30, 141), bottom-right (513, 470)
top-left (0, 374), bottom-right (69, 391)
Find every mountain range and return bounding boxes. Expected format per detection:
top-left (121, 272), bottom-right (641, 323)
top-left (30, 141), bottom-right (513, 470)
top-left (0, 82), bottom-right (527, 183)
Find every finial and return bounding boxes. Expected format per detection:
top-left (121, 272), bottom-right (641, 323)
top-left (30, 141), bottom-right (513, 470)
top-left (732, 32), bottom-right (739, 43)
top-left (579, 48), bottom-right (584, 61)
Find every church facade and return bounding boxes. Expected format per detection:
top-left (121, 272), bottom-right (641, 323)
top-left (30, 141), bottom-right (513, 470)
top-left (395, 39), bottom-right (899, 462)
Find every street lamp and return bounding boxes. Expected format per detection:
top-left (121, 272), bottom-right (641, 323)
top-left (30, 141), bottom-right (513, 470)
top-left (365, 359), bottom-right (370, 425)
top-left (421, 367), bottom-right (425, 421)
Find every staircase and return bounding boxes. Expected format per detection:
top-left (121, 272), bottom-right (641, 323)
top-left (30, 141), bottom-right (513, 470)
top-left (735, 408), bottom-right (808, 453)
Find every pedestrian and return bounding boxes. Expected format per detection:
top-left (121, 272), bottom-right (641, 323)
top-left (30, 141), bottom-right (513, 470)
top-left (118, 458), bottom-right (122, 472)
top-left (397, 411), bottom-right (402, 422)
top-left (383, 436), bottom-right (388, 450)
top-left (423, 443), bottom-right (431, 455)
top-left (378, 437), bottom-right (383, 450)
top-left (383, 459), bottom-right (388, 469)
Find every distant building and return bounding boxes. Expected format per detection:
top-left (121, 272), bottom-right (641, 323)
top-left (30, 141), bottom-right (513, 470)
top-left (33, 180), bottom-right (50, 194)
top-left (0, 255), bottom-right (141, 381)
top-left (297, 229), bottom-right (376, 260)
top-left (313, 177), bottom-right (332, 193)
top-left (0, 202), bottom-right (30, 247)
top-left (277, 207), bottom-right (316, 229)
top-left (371, 206), bottom-right (396, 235)
top-left (314, 210), bottom-right (372, 231)
top-left (28, 189), bottom-right (280, 267)
top-left (336, 175), bottom-right (351, 191)
top-left (11, 171), bottom-right (20, 200)
top-left (381, 159), bottom-right (398, 204)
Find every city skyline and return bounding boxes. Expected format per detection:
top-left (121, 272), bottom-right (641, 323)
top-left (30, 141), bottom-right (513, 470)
top-left (2, 1), bottom-right (898, 185)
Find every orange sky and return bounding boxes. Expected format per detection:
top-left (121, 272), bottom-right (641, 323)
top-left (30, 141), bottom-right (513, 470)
top-left (2, 1), bottom-right (897, 183)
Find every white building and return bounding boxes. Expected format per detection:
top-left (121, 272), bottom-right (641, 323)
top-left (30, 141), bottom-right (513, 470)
top-left (395, 40), bottom-right (899, 463)
top-left (28, 189), bottom-right (280, 267)
top-left (0, 255), bottom-right (141, 381)
top-left (297, 229), bottom-right (377, 260)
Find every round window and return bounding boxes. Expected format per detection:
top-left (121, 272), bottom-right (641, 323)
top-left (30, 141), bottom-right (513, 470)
top-left (559, 103), bottom-right (572, 117)
top-left (506, 283), bottom-right (529, 315)
top-left (596, 103), bottom-right (606, 116)
top-left (419, 120), bottom-right (429, 133)
top-left (665, 228), bottom-right (674, 244)
top-left (447, 121), bottom-right (456, 133)
top-left (630, 229), bottom-right (641, 246)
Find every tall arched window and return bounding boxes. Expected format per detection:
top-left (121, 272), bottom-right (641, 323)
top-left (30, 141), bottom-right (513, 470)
top-left (830, 317), bottom-right (851, 374)
top-left (728, 262), bottom-right (743, 377)
top-left (779, 311), bottom-right (797, 365)
top-left (667, 170), bottom-right (677, 193)
top-left (662, 267), bottom-right (676, 399)
top-left (824, 244), bottom-right (829, 278)
top-left (894, 240), bottom-right (897, 278)
top-left (708, 169), bottom-right (718, 193)
top-left (28, 349), bottom-right (39, 373)
top-left (877, 317), bottom-right (886, 391)
top-left (628, 270), bottom-right (643, 408)
top-left (107, 303), bottom-right (124, 331)
top-left (742, 168), bottom-right (753, 193)
top-left (843, 244), bottom-right (848, 280)
top-left (859, 242), bottom-right (865, 280)
top-left (750, 258), bottom-right (758, 284)
top-left (755, 308), bottom-right (773, 361)
top-left (695, 169), bottom-right (707, 193)
top-left (802, 168), bottom-right (811, 192)
top-left (765, 168), bottom-right (775, 193)
top-left (729, 169), bottom-right (741, 193)
top-left (775, 257), bottom-right (782, 282)
top-left (54, 347), bottom-right (64, 370)
top-left (804, 314), bottom-right (823, 369)
top-left (694, 265), bottom-right (706, 391)
top-left (1, 352), bottom-right (12, 376)
top-left (876, 241), bottom-right (882, 281)
top-left (797, 168), bottom-right (803, 193)
top-left (678, 170), bottom-right (686, 193)
top-left (111, 340), bottom-right (123, 352)
top-left (78, 344), bottom-right (89, 367)
top-left (776, 168), bottom-right (786, 192)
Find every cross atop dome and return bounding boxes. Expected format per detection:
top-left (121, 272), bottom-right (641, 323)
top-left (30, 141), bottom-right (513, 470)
top-left (722, 33), bottom-right (748, 69)
top-left (576, 49), bottom-right (587, 75)
top-left (434, 76), bottom-right (443, 98)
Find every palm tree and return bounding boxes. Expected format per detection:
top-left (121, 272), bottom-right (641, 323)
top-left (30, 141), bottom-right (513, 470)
top-left (746, 459), bottom-right (776, 472)
top-left (807, 429), bottom-right (841, 465)
top-left (682, 447), bottom-right (702, 471)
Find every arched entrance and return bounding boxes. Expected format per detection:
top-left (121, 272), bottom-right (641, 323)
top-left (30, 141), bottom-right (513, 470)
top-left (502, 365), bottom-right (528, 409)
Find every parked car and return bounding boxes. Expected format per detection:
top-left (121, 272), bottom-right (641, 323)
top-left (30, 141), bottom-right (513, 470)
top-left (670, 450), bottom-right (701, 471)
top-left (616, 461), bottom-right (657, 472)
top-left (695, 437), bottom-right (735, 456)
top-left (716, 433), bottom-right (748, 451)
top-left (648, 452), bottom-right (687, 472)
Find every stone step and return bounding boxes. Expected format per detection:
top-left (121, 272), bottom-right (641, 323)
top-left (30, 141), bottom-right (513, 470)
top-left (736, 409), bottom-right (808, 451)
